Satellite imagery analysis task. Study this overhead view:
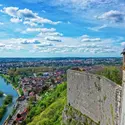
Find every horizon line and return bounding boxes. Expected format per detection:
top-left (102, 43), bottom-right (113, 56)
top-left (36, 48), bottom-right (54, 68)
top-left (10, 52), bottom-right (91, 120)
top-left (0, 57), bottom-right (122, 58)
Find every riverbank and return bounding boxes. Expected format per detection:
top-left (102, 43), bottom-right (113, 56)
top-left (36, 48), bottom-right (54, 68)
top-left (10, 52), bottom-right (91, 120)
top-left (0, 94), bottom-right (13, 119)
top-left (0, 74), bottom-right (21, 96)
top-left (0, 75), bottom-right (19, 125)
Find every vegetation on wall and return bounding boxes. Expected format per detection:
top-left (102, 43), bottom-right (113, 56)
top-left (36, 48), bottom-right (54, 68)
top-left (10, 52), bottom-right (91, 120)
top-left (62, 105), bottom-right (99, 125)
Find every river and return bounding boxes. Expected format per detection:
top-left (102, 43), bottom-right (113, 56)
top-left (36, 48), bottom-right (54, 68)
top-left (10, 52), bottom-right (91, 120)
top-left (0, 76), bottom-right (19, 125)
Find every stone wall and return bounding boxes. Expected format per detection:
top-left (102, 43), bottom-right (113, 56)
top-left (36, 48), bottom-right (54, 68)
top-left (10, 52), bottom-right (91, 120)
top-left (120, 70), bottom-right (125, 125)
top-left (67, 70), bottom-right (122, 125)
top-left (62, 105), bottom-right (99, 125)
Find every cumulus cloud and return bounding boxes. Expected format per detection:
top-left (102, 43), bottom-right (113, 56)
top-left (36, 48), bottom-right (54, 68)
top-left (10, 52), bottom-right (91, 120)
top-left (22, 0), bottom-right (125, 28)
top-left (2, 7), bottom-right (61, 25)
top-left (23, 0), bottom-right (117, 9)
top-left (21, 27), bottom-right (63, 40)
top-left (37, 42), bottom-right (53, 47)
top-left (21, 40), bottom-right (41, 44)
top-left (38, 32), bottom-right (63, 37)
top-left (97, 10), bottom-right (125, 23)
top-left (81, 35), bottom-right (101, 42)
top-left (0, 43), bottom-right (22, 51)
top-left (45, 37), bottom-right (62, 42)
top-left (18, 8), bottom-right (37, 19)
top-left (23, 21), bottom-right (37, 26)
top-left (2, 7), bottom-right (19, 17)
top-left (0, 33), bottom-right (121, 55)
top-left (10, 18), bottom-right (22, 23)
top-left (0, 43), bottom-right (5, 47)
top-left (25, 28), bottom-right (56, 33)
top-left (35, 43), bottom-right (118, 54)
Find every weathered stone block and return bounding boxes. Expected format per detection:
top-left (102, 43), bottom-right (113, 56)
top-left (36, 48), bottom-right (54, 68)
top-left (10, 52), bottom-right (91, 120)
top-left (67, 70), bottom-right (122, 125)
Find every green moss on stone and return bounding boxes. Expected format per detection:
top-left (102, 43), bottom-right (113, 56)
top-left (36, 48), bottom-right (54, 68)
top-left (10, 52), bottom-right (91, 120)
top-left (63, 105), bottom-right (100, 125)
top-left (110, 104), bottom-right (114, 125)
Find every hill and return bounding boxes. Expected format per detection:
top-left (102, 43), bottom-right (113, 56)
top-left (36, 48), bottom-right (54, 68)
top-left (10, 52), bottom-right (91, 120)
top-left (23, 83), bottom-right (67, 125)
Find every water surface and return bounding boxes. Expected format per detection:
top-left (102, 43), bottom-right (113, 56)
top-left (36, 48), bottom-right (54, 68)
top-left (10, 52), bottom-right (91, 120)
top-left (0, 76), bottom-right (18, 125)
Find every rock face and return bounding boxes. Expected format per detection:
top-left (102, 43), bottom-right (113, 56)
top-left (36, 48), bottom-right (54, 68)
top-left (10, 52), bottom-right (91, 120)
top-left (66, 70), bottom-right (122, 125)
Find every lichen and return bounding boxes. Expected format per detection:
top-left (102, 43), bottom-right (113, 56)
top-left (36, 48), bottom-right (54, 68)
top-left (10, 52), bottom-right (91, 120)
top-left (103, 95), bottom-right (107, 101)
top-left (62, 105), bottom-right (100, 125)
top-left (110, 104), bottom-right (115, 125)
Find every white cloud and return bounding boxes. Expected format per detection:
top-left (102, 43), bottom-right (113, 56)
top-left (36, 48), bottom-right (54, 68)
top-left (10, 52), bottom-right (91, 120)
top-left (0, 34), bottom-right (122, 55)
top-left (18, 8), bottom-right (37, 19)
top-left (36, 42), bottom-right (53, 47)
top-left (121, 42), bottom-right (125, 47)
top-left (21, 27), bottom-right (58, 35)
top-left (10, 18), bottom-right (22, 23)
top-left (35, 43), bottom-right (118, 54)
top-left (0, 22), bottom-right (4, 25)
top-left (22, 0), bottom-right (125, 28)
top-left (21, 39), bottom-right (41, 44)
top-left (25, 28), bottom-right (56, 33)
top-left (29, 17), bottom-right (61, 25)
top-left (0, 43), bottom-right (5, 47)
top-left (42, 10), bottom-right (46, 13)
top-left (67, 21), bottom-right (71, 24)
top-left (0, 43), bottom-right (22, 51)
top-left (81, 36), bottom-right (101, 42)
top-left (97, 10), bottom-right (125, 23)
top-left (38, 32), bottom-right (63, 37)
top-left (23, 21), bottom-right (37, 26)
top-left (45, 37), bottom-right (62, 42)
top-left (21, 27), bottom-right (63, 39)
top-left (88, 24), bottom-right (107, 32)
top-left (2, 7), bottom-right (61, 25)
top-left (2, 7), bottom-right (19, 17)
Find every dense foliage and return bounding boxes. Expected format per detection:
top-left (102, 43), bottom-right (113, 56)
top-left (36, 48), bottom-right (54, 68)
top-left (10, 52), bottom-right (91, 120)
top-left (0, 91), bottom-right (3, 97)
top-left (0, 105), bottom-right (6, 120)
top-left (97, 66), bottom-right (122, 85)
top-left (4, 95), bottom-right (13, 105)
top-left (23, 83), bottom-right (67, 125)
top-left (0, 95), bottom-right (13, 121)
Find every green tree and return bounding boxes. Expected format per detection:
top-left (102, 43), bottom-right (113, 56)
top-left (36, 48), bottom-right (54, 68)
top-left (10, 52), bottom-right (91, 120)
top-left (0, 91), bottom-right (3, 97)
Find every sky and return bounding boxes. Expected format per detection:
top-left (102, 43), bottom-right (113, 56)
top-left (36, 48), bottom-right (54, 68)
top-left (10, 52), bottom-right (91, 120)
top-left (0, 0), bottom-right (125, 57)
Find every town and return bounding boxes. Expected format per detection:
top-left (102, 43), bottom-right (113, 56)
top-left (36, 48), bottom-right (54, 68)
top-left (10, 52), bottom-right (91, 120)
top-left (0, 57), bottom-right (122, 125)
top-left (0, 57), bottom-right (122, 74)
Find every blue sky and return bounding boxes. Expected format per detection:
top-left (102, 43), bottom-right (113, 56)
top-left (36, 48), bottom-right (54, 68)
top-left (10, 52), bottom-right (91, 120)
top-left (0, 0), bottom-right (125, 57)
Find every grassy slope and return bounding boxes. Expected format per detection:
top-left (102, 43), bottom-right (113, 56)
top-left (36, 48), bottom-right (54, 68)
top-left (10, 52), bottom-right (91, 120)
top-left (27, 83), bottom-right (67, 125)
